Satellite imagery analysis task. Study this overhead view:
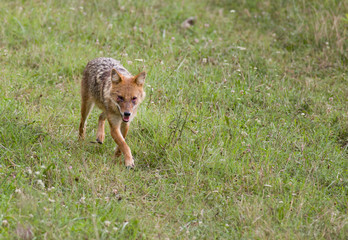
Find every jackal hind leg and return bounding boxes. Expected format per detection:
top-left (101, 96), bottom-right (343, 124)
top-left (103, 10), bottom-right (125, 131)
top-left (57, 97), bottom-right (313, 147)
top-left (79, 97), bottom-right (94, 140)
top-left (96, 112), bottom-right (106, 144)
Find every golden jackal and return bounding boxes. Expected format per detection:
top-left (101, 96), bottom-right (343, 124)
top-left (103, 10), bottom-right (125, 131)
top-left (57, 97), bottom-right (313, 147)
top-left (79, 57), bottom-right (146, 168)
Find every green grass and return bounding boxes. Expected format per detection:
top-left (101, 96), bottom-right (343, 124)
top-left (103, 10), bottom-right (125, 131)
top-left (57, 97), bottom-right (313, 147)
top-left (0, 0), bottom-right (347, 239)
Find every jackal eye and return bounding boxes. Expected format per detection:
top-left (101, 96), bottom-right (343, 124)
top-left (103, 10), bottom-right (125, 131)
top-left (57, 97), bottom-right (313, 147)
top-left (117, 96), bottom-right (124, 102)
top-left (132, 97), bottom-right (137, 104)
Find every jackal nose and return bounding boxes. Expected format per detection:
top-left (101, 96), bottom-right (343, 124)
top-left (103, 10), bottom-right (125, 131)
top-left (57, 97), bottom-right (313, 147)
top-left (124, 112), bottom-right (131, 117)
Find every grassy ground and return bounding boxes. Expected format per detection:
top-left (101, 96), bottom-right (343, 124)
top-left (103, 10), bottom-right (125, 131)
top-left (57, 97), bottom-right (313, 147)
top-left (0, 0), bottom-right (347, 239)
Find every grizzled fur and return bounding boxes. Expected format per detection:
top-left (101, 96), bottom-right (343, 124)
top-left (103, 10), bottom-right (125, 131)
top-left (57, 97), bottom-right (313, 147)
top-left (83, 58), bottom-right (133, 110)
top-left (79, 57), bottom-right (146, 168)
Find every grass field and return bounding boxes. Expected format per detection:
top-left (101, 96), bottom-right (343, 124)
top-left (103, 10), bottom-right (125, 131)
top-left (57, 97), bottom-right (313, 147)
top-left (0, 0), bottom-right (347, 239)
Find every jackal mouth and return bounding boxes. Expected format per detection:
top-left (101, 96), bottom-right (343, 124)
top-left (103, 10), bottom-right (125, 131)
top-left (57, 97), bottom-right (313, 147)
top-left (122, 116), bottom-right (130, 122)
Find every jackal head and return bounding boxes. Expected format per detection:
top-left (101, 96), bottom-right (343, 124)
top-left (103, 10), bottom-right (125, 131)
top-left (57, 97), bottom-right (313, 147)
top-left (109, 68), bottom-right (146, 123)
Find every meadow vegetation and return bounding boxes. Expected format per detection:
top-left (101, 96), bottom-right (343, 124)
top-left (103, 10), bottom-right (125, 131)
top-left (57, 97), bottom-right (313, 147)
top-left (0, 0), bottom-right (347, 239)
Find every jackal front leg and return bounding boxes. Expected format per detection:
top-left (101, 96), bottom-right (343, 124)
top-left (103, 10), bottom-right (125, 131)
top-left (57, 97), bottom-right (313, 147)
top-left (109, 120), bottom-right (134, 167)
top-left (115, 122), bottom-right (130, 157)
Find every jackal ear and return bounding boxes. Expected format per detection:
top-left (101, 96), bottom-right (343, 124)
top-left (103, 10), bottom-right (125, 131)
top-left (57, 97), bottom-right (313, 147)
top-left (111, 68), bottom-right (122, 84)
top-left (134, 71), bottom-right (146, 86)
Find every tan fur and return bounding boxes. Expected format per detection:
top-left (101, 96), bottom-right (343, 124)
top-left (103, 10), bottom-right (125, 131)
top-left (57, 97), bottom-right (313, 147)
top-left (79, 57), bottom-right (146, 168)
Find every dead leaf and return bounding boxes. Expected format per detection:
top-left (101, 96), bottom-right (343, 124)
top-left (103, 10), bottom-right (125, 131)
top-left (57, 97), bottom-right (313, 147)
top-left (181, 17), bottom-right (196, 29)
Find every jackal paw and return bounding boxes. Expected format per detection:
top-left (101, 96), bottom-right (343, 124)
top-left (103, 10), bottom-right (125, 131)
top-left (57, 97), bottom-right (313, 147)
top-left (78, 133), bottom-right (85, 141)
top-left (96, 137), bottom-right (104, 144)
top-left (96, 134), bottom-right (105, 144)
top-left (125, 158), bottom-right (135, 168)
